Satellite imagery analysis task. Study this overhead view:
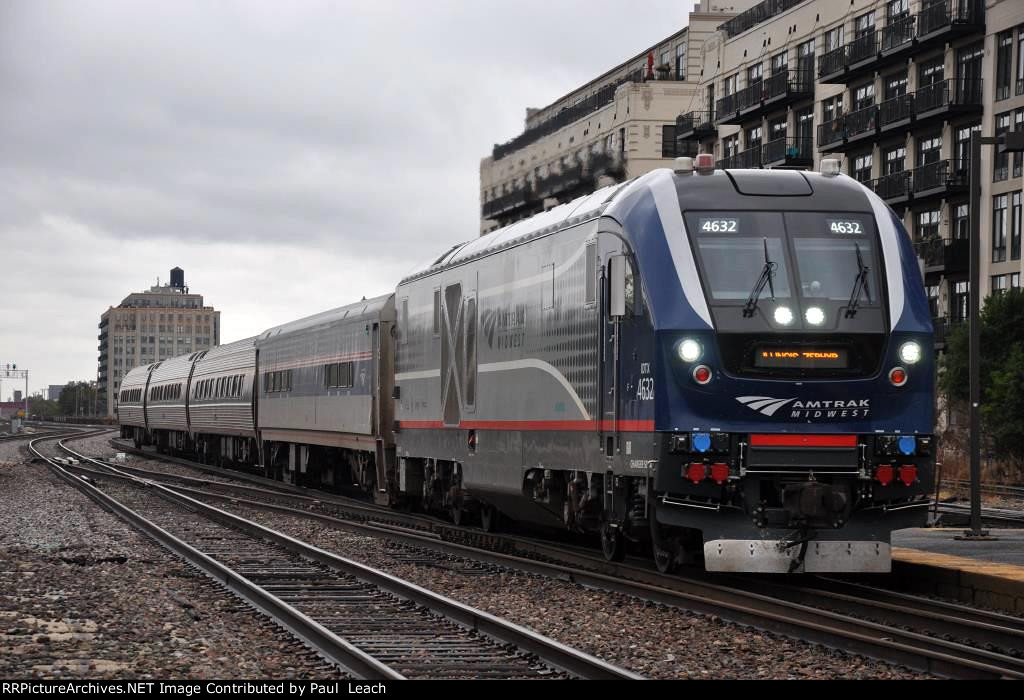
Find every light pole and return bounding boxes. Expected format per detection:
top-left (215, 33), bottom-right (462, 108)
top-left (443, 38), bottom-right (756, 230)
top-left (959, 129), bottom-right (1024, 540)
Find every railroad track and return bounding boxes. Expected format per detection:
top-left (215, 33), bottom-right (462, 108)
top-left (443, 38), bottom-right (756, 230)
top-left (59, 437), bottom-right (1024, 679)
top-left (934, 501), bottom-right (1024, 527)
top-left (944, 479), bottom-right (1024, 500)
top-left (31, 435), bottom-right (640, 680)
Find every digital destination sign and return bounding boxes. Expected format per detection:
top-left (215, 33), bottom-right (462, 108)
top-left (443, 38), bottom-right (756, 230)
top-left (754, 347), bottom-right (849, 369)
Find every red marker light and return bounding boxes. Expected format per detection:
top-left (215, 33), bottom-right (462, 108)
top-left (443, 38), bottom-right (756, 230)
top-left (695, 153), bottom-right (715, 173)
top-left (710, 463), bottom-right (730, 484)
top-left (875, 464), bottom-right (894, 486)
top-left (693, 365), bottom-right (712, 384)
top-left (889, 367), bottom-right (907, 386)
top-left (899, 465), bottom-right (917, 486)
top-left (686, 463), bottom-right (706, 484)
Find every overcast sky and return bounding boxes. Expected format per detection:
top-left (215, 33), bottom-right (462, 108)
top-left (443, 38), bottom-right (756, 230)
top-left (0, 0), bottom-right (697, 399)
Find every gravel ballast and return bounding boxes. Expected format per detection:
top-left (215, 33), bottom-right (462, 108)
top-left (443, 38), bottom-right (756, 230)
top-left (0, 438), bottom-right (344, 680)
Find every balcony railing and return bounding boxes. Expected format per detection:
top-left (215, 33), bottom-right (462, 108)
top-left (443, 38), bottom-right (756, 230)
top-left (482, 185), bottom-right (535, 219)
top-left (913, 159), bottom-right (967, 193)
top-left (719, 0), bottom-right (808, 38)
top-left (817, 116), bottom-right (846, 148)
top-left (881, 15), bottom-right (915, 52)
top-left (869, 170), bottom-right (912, 200)
top-left (534, 164), bottom-right (583, 200)
top-left (844, 104), bottom-right (878, 139)
top-left (917, 0), bottom-right (983, 37)
top-left (763, 136), bottom-right (813, 164)
top-left (818, 45), bottom-right (847, 78)
top-left (716, 92), bottom-right (741, 118)
top-left (879, 94), bottom-right (914, 128)
top-left (915, 79), bottom-right (983, 114)
top-left (763, 69), bottom-right (813, 100)
top-left (676, 110), bottom-right (715, 138)
top-left (917, 238), bottom-right (969, 273)
top-left (716, 145), bottom-right (763, 170)
top-left (848, 30), bottom-right (879, 64)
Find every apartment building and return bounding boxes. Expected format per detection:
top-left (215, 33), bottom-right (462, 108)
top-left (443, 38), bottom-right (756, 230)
top-left (97, 267), bottom-right (220, 416)
top-left (677, 0), bottom-right (1024, 346)
top-left (478, 0), bottom-right (759, 234)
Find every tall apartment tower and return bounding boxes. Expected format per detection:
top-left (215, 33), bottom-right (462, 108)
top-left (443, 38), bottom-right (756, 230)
top-left (97, 268), bottom-right (220, 416)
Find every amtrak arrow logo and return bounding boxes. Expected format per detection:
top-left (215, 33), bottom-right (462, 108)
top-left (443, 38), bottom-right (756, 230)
top-left (735, 395), bottom-right (796, 417)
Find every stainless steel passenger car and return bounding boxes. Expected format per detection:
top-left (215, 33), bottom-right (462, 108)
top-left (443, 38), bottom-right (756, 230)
top-left (257, 295), bottom-right (396, 499)
top-left (117, 363), bottom-right (156, 446)
top-left (189, 337), bottom-right (257, 466)
top-left (145, 353), bottom-right (197, 452)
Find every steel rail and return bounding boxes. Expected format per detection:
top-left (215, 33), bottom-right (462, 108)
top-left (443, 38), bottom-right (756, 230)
top-left (30, 436), bottom-right (405, 680)
top-left (53, 438), bottom-right (641, 680)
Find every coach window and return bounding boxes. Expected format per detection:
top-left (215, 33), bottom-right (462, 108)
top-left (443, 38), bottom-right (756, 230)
top-left (585, 242), bottom-right (597, 306)
top-left (401, 298), bottom-right (409, 345)
top-left (465, 296), bottom-right (477, 409)
top-left (433, 289), bottom-right (441, 336)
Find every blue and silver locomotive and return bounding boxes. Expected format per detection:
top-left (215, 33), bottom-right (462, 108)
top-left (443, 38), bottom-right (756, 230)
top-left (120, 158), bottom-right (933, 574)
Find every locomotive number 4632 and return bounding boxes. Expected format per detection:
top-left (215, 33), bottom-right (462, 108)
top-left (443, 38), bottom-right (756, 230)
top-left (699, 218), bottom-right (739, 233)
top-left (828, 220), bottom-right (863, 234)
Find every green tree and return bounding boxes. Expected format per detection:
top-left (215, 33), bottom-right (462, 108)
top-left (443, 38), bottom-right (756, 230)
top-left (940, 288), bottom-right (1024, 461)
top-left (27, 396), bottom-right (59, 419)
top-left (57, 381), bottom-right (97, 416)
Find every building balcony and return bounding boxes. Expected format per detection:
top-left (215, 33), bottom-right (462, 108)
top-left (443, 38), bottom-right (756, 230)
top-left (912, 159), bottom-right (968, 201)
top-left (917, 237), bottom-right (969, 275)
top-left (719, 0), bottom-right (808, 38)
top-left (481, 185), bottom-right (537, 220)
top-left (933, 316), bottom-right (966, 348)
top-left (762, 136), bottom-right (813, 167)
top-left (915, 0), bottom-right (984, 47)
top-left (818, 31), bottom-right (881, 84)
top-left (535, 164), bottom-right (584, 200)
top-left (817, 104), bottom-right (878, 152)
top-left (878, 94), bottom-right (914, 133)
top-left (675, 111), bottom-right (717, 142)
top-left (587, 151), bottom-right (626, 179)
top-left (868, 170), bottom-right (912, 205)
top-left (880, 16), bottom-right (916, 56)
top-left (914, 79), bottom-right (983, 124)
top-left (717, 145), bottom-right (763, 170)
top-left (718, 71), bottom-right (814, 124)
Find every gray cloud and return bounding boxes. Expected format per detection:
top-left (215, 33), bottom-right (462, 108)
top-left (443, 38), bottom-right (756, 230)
top-left (0, 0), bottom-right (695, 394)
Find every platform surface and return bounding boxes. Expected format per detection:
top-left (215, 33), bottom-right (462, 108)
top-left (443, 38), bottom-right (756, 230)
top-left (894, 528), bottom-right (1024, 568)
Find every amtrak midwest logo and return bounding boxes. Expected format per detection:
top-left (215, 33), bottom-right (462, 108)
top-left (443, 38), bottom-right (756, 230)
top-left (736, 395), bottom-right (871, 419)
top-left (481, 304), bottom-right (527, 350)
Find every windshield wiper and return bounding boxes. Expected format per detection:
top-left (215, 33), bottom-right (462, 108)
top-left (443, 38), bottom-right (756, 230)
top-left (743, 238), bottom-right (777, 318)
top-left (844, 242), bottom-right (872, 318)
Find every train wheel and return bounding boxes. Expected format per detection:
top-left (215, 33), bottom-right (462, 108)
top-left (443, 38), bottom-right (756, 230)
top-left (600, 520), bottom-right (625, 562)
top-left (480, 504), bottom-right (500, 533)
top-left (650, 505), bottom-right (681, 574)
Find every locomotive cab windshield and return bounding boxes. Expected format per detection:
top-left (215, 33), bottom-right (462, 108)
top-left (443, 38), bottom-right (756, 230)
top-left (685, 209), bottom-right (887, 379)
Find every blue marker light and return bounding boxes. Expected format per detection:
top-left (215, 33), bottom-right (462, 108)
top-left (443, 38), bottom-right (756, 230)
top-left (692, 432), bottom-right (712, 453)
top-left (898, 436), bottom-right (916, 456)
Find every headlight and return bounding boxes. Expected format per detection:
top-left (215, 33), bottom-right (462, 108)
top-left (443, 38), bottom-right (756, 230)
top-left (678, 338), bottom-right (702, 363)
top-left (805, 306), bottom-right (825, 326)
top-left (899, 341), bottom-right (922, 364)
top-left (774, 306), bottom-right (794, 325)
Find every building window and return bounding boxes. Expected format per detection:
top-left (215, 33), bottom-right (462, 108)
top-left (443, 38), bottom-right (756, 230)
top-left (955, 122), bottom-right (981, 174)
top-left (886, 0), bottom-right (909, 20)
top-left (661, 124), bottom-right (676, 157)
top-left (769, 117), bottom-right (787, 143)
top-left (1012, 191), bottom-right (1022, 261)
top-left (1013, 272), bottom-right (1021, 289)
top-left (771, 50), bottom-right (788, 76)
top-left (675, 43), bottom-right (686, 80)
top-left (916, 209), bottom-right (940, 241)
top-left (1018, 27), bottom-right (1024, 95)
top-left (852, 82), bottom-right (874, 111)
top-left (1014, 109), bottom-right (1024, 178)
top-left (926, 284), bottom-right (940, 317)
top-left (952, 280), bottom-right (970, 321)
top-left (918, 56), bottom-right (943, 86)
top-left (824, 25), bottom-right (843, 53)
top-left (917, 134), bottom-right (941, 166)
top-left (884, 144), bottom-right (906, 174)
top-left (995, 112), bottom-right (1011, 181)
top-left (852, 152), bottom-right (873, 182)
top-left (993, 274), bottom-right (1008, 295)
top-left (723, 73), bottom-right (738, 96)
top-left (822, 94), bottom-right (843, 122)
top-left (996, 31), bottom-right (1013, 101)
top-left (723, 134), bottom-right (739, 159)
top-left (993, 194), bottom-right (1008, 263)
top-left (747, 62), bottom-right (763, 86)
top-left (745, 125), bottom-right (762, 152)
top-left (854, 11), bottom-right (875, 38)
top-left (884, 71), bottom-right (908, 99)
top-left (954, 202), bottom-right (969, 239)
